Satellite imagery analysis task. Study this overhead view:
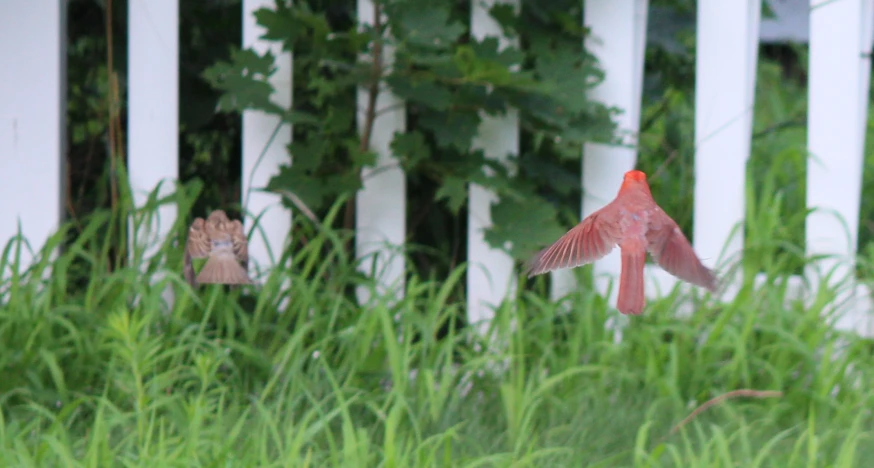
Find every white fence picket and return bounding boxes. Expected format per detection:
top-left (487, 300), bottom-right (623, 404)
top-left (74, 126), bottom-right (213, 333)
top-left (355, 0), bottom-right (407, 306)
top-left (549, 0), bottom-right (649, 306)
top-left (806, 0), bottom-right (874, 335)
top-left (692, 0), bottom-right (761, 301)
top-left (0, 1), bottom-right (66, 272)
top-left (127, 0), bottom-right (179, 271)
top-left (467, 0), bottom-right (520, 335)
top-left (241, 0), bottom-right (294, 281)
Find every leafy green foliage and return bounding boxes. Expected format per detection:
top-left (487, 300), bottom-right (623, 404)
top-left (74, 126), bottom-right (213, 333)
top-left (202, 0), bottom-right (618, 271)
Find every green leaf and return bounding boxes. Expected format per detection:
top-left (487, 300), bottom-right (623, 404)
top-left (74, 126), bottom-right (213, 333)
top-left (390, 4), bottom-right (465, 50)
top-left (254, 4), bottom-right (300, 49)
top-left (390, 131), bottom-right (431, 170)
top-left (286, 140), bottom-right (328, 171)
top-left (203, 48), bottom-right (283, 115)
top-left (385, 73), bottom-right (452, 110)
top-left (488, 3), bottom-right (519, 35)
top-left (282, 109), bottom-right (321, 126)
top-left (351, 147), bottom-right (378, 168)
top-left (453, 39), bottom-right (528, 88)
top-left (468, 38), bottom-right (525, 70)
top-left (534, 47), bottom-right (599, 114)
top-left (267, 164), bottom-right (362, 212)
top-left (435, 176), bottom-right (467, 215)
top-left (484, 194), bottom-right (568, 259)
top-left (418, 110), bottom-right (480, 151)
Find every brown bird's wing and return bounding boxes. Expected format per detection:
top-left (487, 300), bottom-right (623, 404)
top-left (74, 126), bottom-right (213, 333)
top-left (184, 218), bottom-right (210, 287)
top-left (186, 218), bottom-right (211, 258)
top-left (228, 220), bottom-right (249, 271)
top-left (525, 203), bottom-right (622, 277)
top-left (184, 250), bottom-right (197, 288)
top-left (645, 207), bottom-right (717, 291)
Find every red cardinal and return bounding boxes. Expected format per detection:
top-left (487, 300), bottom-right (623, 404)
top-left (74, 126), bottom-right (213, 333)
top-left (526, 170), bottom-right (717, 315)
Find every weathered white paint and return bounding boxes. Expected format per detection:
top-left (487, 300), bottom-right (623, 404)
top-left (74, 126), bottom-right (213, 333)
top-left (0, 1), bottom-right (66, 271)
top-left (128, 0), bottom-right (179, 268)
top-left (806, 0), bottom-right (874, 335)
top-left (355, 0), bottom-right (407, 306)
top-left (693, 0), bottom-right (761, 301)
top-left (241, 0), bottom-right (293, 279)
top-left (550, 0), bottom-right (649, 308)
top-left (467, 0), bottom-right (520, 335)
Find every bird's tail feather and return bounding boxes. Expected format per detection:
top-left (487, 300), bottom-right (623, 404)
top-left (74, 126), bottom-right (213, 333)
top-left (617, 247), bottom-right (646, 315)
top-left (196, 254), bottom-right (252, 285)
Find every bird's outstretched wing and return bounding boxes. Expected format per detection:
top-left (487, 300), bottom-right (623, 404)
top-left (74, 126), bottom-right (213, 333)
top-left (645, 207), bottom-right (717, 291)
top-left (525, 203), bottom-right (622, 277)
top-left (228, 219), bottom-right (249, 271)
top-left (184, 218), bottom-right (210, 287)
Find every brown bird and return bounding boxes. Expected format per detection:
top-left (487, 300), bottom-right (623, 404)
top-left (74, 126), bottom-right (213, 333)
top-left (525, 170), bottom-right (717, 315)
top-left (184, 210), bottom-right (253, 286)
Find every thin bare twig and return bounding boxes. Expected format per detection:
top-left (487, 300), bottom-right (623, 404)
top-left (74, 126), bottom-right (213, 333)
top-left (270, 189), bottom-right (320, 225)
top-left (373, 102), bottom-right (406, 118)
top-left (666, 389), bottom-right (783, 438)
top-left (343, 1), bottom-right (385, 232)
top-left (105, 0), bottom-right (127, 269)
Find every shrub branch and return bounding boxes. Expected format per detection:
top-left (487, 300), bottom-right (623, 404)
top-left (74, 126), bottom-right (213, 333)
top-left (666, 389), bottom-right (784, 438)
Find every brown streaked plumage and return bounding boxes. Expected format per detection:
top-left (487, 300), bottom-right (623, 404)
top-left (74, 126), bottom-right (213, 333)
top-left (184, 210), bottom-right (253, 287)
top-left (227, 219), bottom-right (249, 269)
top-left (525, 170), bottom-right (717, 315)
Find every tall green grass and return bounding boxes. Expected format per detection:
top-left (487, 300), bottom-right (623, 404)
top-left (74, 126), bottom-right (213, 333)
top-left (0, 173), bottom-right (872, 467)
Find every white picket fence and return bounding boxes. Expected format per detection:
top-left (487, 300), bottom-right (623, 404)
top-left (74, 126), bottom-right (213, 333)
top-left (1, 0), bottom-right (873, 336)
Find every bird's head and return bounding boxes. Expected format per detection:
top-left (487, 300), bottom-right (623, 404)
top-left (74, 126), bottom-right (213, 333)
top-left (623, 170), bottom-right (647, 183)
top-left (620, 170), bottom-right (652, 194)
top-left (207, 210), bottom-right (230, 224)
top-left (204, 217), bottom-right (231, 242)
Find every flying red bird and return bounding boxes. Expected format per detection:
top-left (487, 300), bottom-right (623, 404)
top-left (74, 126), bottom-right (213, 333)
top-left (526, 170), bottom-right (717, 315)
